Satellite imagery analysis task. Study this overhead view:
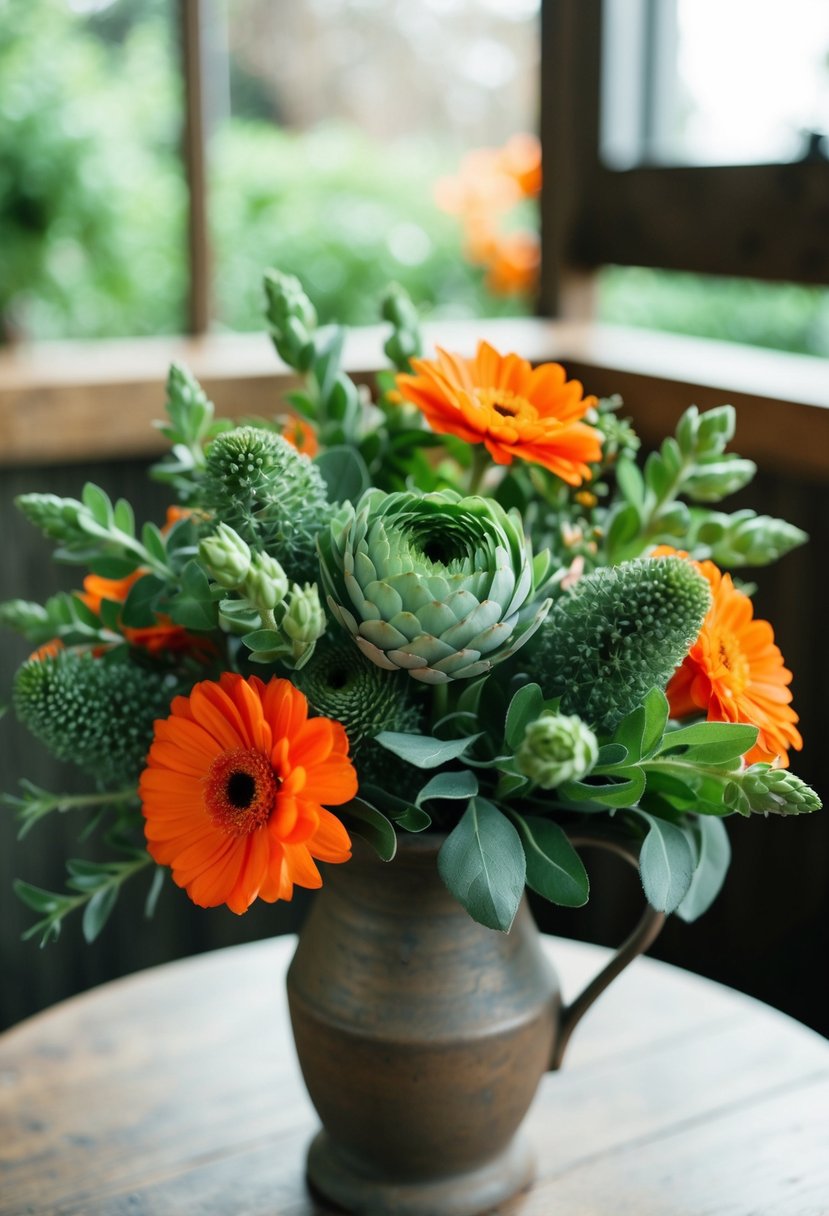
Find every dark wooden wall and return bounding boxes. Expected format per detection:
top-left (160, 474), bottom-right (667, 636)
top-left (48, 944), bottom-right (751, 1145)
top-left (2, 453), bottom-right (827, 1036)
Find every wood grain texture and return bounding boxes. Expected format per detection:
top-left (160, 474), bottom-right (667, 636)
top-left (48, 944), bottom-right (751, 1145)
top-left (1, 321), bottom-right (827, 472)
top-left (1, 936), bottom-right (827, 1216)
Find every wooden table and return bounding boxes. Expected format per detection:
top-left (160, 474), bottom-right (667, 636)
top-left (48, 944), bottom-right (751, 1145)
top-left (1, 936), bottom-right (827, 1215)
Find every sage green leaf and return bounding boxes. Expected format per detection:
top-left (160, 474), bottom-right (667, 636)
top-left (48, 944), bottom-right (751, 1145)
top-left (121, 575), bottom-right (167, 628)
top-left (562, 766), bottom-right (646, 808)
top-left (82, 482), bottom-right (114, 527)
top-left (659, 721), bottom-right (758, 766)
top-left (636, 812), bottom-right (694, 913)
top-left (395, 806), bottom-right (432, 832)
top-left (415, 770), bottom-right (479, 807)
top-left (340, 798), bottom-right (397, 861)
top-left (315, 446), bottom-right (370, 503)
top-left (676, 818), bottom-right (731, 923)
top-left (82, 884), bottom-right (119, 944)
top-left (438, 798), bottom-right (526, 932)
top-left (375, 731), bottom-right (482, 769)
top-left (505, 682), bottom-right (545, 750)
top-left (512, 816), bottom-right (589, 907)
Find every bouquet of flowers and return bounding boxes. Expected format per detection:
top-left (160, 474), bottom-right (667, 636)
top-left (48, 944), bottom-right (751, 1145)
top-left (1, 273), bottom-right (820, 945)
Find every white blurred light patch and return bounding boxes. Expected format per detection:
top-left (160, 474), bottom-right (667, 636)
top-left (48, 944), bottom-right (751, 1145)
top-left (387, 223), bottom-right (433, 266)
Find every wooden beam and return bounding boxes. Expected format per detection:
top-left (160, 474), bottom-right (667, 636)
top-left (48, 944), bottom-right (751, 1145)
top-left (1, 322), bottom-right (827, 478)
top-left (180, 0), bottom-right (211, 334)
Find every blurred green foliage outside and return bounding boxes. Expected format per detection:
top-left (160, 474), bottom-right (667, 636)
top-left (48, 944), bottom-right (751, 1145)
top-left (2, 0), bottom-right (828, 355)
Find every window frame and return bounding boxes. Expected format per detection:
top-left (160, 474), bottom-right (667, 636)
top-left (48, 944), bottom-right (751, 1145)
top-left (539, 0), bottom-right (829, 317)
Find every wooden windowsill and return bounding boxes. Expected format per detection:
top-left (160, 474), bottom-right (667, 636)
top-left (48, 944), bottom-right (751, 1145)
top-left (0, 321), bottom-right (827, 476)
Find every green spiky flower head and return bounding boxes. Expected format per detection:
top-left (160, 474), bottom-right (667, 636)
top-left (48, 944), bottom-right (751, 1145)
top-left (534, 555), bottom-right (711, 732)
top-left (295, 634), bottom-right (422, 752)
top-left (318, 488), bottom-right (550, 684)
top-left (201, 425), bottom-right (331, 583)
top-left (14, 652), bottom-right (175, 787)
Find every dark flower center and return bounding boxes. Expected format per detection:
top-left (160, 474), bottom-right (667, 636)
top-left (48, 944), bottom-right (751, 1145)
top-left (226, 770), bottom-right (257, 809)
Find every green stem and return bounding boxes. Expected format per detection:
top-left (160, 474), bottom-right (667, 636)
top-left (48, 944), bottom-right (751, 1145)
top-left (431, 682), bottom-right (450, 727)
top-left (467, 446), bottom-right (491, 496)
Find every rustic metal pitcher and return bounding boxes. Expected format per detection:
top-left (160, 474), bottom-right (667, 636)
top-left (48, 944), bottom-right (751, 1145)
top-left (287, 833), bottom-right (663, 1216)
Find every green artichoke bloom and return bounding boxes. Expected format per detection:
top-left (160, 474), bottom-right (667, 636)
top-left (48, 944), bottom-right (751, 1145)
top-left (14, 652), bottom-right (175, 787)
top-left (533, 556), bottom-right (711, 732)
top-left (515, 711), bottom-right (599, 789)
top-left (318, 488), bottom-right (551, 684)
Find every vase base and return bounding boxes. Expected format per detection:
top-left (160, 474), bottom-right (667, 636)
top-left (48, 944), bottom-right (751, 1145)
top-left (306, 1130), bottom-right (536, 1216)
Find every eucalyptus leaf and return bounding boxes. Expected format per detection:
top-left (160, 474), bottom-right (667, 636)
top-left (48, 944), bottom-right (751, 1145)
top-left (315, 446), bottom-right (371, 503)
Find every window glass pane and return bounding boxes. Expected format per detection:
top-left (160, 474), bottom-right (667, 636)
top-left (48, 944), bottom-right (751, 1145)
top-left (598, 266), bottom-right (829, 358)
top-left (0, 0), bottom-right (186, 342)
top-left (602, 0), bottom-right (829, 168)
top-left (207, 0), bottom-right (541, 329)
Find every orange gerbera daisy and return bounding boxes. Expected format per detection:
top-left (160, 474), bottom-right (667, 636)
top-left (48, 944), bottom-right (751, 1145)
top-left (282, 413), bottom-right (319, 457)
top-left (80, 571), bottom-right (214, 659)
top-left (654, 546), bottom-right (802, 767)
top-left (139, 673), bottom-right (356, 913)
top-left (396, 342), bottom-right (602, 484)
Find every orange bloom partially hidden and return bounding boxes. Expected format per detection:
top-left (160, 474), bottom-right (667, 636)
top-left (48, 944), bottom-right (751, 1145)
top-left (80, 571), bottom-right (214, 659)
top-left (655, 547), bottom-right (802, 767)
top-left (396, 341), bottom-right (602, 485)
top-left (282, 413), bottom-right (319, 458)
top-left (140, 674), bottom-right (356, 913)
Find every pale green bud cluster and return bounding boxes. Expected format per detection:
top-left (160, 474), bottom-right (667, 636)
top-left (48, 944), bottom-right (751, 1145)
top-left (381, 284), bottom-right (422, 372)
top-left (199, 523), bottom-right (251, 589)
top-left (244, 552), bottom-right (289, 612)
top-left (515, 711), bottom-right (599, 789)
top-left (281, 583), bottom-right (326, 665)
top-left (264, 270), bottom-right (318, 370)
top-left (732, 765), bottom-right (822, 817)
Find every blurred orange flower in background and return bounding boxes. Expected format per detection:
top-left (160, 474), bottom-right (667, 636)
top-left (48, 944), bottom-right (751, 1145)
top-left (396, 341), bottom-right (601, 484)
top-left (139, 673), bottom-right (356, 913)
top-left (654, 546), bottom-right (802, 767)
top-left (282, 413), bottom-right (319, 457)
top-left (80, 569), bottom-right (215, 659)
top-left (435, 133), bottom-right (541, 298)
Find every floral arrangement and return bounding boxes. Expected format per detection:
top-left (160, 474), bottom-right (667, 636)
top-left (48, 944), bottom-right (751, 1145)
top-left (1, 272), bottom-right (821, 945)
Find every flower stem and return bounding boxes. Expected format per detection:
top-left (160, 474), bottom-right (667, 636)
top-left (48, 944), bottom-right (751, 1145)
top-left (467, 446), bottom-right (490, 496)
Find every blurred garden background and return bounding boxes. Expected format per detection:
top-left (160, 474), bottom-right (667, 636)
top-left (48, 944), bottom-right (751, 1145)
top-left (3, 0), bottom-right (829, 352)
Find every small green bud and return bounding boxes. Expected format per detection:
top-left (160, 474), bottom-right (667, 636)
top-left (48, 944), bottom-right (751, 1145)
top-left (740, 765), bottom-right (822, 816)
top-left (15, 493), bottom-right (84, 542)
top-left (264, 270), bottom-right (317, 368)
top-left (199, 523), bottom-right (251, 589)
top-left (243, 552), bottom-right (289, 612)
top-left (281, 583), bottom-right (326, 665)
top-left (515, 711), bottom-right (599, 789)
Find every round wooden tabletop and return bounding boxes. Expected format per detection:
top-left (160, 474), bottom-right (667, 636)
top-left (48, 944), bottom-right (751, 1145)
top-left (1, 935), bottom-right (827, 1215)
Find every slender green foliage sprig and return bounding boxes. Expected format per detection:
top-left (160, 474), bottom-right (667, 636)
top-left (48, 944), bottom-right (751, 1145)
top-left (15, 850), bottom-right (156, 947)
top-left (150, 363), bottom-right (233, 499)
top-left (603, 403), bottom-right (806, 566)
top-left (1, 781), bottom-right (138, 839)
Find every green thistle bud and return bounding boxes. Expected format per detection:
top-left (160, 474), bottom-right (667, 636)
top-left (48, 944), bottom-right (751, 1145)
top-left (202, 425), bottom-right (331, 584)
top-left (14, 652), bottom-right (175, 787)
top-left (199, 523), bottom-right (251, 589)
top-left (740, 765), bottom-right (822, 816)
top-left (243, 552), bottom-right (289, 612)
top-left (295, 634), bottom-right (422, 752)
top-left (281, 583), bottom-right (326, 665)
top-left (534, 556), bottom-right (711, 732)
top-left (515, 711), bottom-right (598, 789)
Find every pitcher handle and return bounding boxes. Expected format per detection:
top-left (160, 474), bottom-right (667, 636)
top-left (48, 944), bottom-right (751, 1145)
top-left (550, 833), bottom-right (665, 1070)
